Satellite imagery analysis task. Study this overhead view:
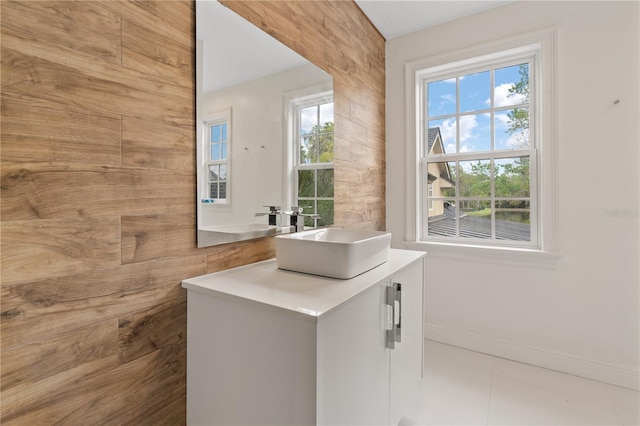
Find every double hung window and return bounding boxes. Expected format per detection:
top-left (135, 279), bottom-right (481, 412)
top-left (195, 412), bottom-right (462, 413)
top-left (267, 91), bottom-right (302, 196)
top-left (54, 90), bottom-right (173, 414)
top-left (411, 34), bottom-right (556, 251)
top-left (205, 113), bottom-right (229, 204)
top-left (293, 93), bottom-right (334, 227)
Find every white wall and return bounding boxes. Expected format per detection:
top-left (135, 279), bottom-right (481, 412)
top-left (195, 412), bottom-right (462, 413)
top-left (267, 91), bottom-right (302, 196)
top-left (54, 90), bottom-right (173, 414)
top-left (386, 1), bottom-right (639, 389)
top-left (201, 64), bottom-right (331, 227)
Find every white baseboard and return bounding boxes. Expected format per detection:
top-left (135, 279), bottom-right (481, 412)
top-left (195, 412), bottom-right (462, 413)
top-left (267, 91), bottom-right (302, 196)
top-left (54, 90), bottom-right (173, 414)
top-left (425, 323), bottom-right (640, 391)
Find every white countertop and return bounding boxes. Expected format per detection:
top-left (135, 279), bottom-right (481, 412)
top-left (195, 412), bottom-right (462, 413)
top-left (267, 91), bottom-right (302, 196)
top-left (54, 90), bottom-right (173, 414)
top-left (182, 248), bottom-right (425, 320)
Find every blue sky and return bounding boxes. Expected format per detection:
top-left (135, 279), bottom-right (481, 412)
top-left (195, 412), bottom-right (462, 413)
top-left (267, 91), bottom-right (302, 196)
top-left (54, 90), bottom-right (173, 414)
top-left (427, 63), bottom-right (529, 154)
top-left (300, 103), bottom-right (334, 135)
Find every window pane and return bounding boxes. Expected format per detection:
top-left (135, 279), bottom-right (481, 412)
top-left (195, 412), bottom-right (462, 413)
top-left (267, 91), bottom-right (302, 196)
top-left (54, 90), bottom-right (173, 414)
top-left (428, 119), bottom-right (456, 154)
top-left (319, 133), bottom-right (333, 163)
top-left (221, 123), bottom-right (227, 141)
top-left (211, 124), bottom-right (221, 143)
top-left (495, 63), bottom-right (529, 107)
top-left (427, 78), bottom-right (456, 117)
top-left (209, 164), bottom-right (219, 181)
top-left (317, 169), bottom-right (334, 197)
top-left (300, 136), bottom-right (317, 164)
top-left (300, 106), bottom-right (318, 136)
top-left (459, 159), bottom-right (491, 197)
top-left (209, 183), bottom-right (218, 199)
top-left (495, 108), bottom-right (529, 149)
top-left (319, 103), bottom-right (333, 128)
top-left (219, 182), bottom-right (227, 199)
top-left (211, 143), bottom-right (221, 161)
top-left (460, 199), bottom-right (491, 216)
top-left (317, 200), bottom-right (334, 227)
top-left (298, 170), bottom-right (315, 197)
top-left (298, 199), bottom-right (315, 214)
top-left (298, 200), bottom-right (315, 227)
top-left (219, 164), bottom-right (227, 180)
top-left (494, 157), bottom-right (530, 197)
top-left (459, 205), bottom-right (492, 240)
top-left (459, 113), bottom-right (490, 152)
top-left (427, 200), bottom-right (457, 237)
top-left (426, 161), bottom-right (456, 198)
top-left (495, 201), bottom-right (530, 241)
top-left (460, 71), bottom-right (490, 113)
top-left (221, 142), bottom-right (227, 160)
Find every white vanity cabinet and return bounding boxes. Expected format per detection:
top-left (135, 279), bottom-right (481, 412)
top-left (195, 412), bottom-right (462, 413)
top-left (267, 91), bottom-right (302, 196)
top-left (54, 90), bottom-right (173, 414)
top-left (182, 249), bottom-right (425, 425)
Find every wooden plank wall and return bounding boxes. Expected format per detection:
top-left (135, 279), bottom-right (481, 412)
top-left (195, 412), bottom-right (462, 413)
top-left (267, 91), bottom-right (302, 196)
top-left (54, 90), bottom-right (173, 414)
top-left (0, 0), bottom-right (384, 424)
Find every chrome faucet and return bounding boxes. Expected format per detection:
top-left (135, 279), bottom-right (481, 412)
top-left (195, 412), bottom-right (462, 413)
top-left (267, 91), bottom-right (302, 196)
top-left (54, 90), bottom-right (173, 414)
top-left (255, 205), bottom-right (280, 226)
top-left (283, 206), bottom-right (321, 232)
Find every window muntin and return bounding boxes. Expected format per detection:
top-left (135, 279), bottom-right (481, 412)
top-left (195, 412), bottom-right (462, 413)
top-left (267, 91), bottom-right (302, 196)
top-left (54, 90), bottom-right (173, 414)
top-left (421, 55), bottom-right (538, 248)
top-left (294, 96), bottom-right (334, 228)
top-left (205, 117), bottom-right (229, 203)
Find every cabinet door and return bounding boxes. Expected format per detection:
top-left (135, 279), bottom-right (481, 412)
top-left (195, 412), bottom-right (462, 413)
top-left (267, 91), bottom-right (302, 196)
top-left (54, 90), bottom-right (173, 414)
top-left (317, 280), bottom-right (390, 425)
top-left (389, 259), bottom-right (424, 425)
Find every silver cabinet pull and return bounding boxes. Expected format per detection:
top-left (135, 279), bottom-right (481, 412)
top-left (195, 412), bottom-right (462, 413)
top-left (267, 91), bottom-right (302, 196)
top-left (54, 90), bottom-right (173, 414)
top-left (394, 282), bottom-right (402, 343)
top-left (385, 282), bottom-right (403, 349)
top-left (385, 285), bottom-right (396, 349)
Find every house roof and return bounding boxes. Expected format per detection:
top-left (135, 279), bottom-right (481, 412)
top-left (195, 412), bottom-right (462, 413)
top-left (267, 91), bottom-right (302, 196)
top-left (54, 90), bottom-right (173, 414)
top-left (428, 215), bottom-right (531, 241)
top-left (427, 127), bottom-right (441, 154)
top-left (427, 127), bottom-right (455, 183)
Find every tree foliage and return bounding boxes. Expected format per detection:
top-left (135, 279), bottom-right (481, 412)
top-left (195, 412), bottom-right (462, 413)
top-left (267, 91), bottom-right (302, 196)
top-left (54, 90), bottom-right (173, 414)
top-left (300, 121), bottom-right (334, 164)
top-left (506, 64), bottom-right (530, 148)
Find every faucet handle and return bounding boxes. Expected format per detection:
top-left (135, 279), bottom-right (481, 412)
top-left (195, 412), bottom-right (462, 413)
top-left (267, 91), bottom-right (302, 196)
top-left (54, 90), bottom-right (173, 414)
top-left (263, 205), bottom-right (281, 213)
top-left (290, 206), bottom-right (304, 214)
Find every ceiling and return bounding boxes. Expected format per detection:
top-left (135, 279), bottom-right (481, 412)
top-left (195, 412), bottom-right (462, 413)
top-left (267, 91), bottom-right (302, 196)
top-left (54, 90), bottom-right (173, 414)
top-left (354, 0), bottom-right (514, 40)
top-left (198, 1), bottom-right (309, 93)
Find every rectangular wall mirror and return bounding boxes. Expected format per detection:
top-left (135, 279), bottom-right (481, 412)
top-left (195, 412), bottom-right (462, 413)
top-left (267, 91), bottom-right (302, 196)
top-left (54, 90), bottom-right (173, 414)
top-left (196, 0), bottom-right (334, 247)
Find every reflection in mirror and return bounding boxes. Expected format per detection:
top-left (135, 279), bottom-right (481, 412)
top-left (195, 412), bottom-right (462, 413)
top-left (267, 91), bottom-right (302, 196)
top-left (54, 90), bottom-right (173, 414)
top-left (196, 1), bottom-right (333, 247)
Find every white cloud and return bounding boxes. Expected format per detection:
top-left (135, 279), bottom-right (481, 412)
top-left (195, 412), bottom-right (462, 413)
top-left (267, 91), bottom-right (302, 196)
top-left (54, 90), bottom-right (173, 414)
top-left (437, 118), bottom-right (456, 142)
top-left (459, 115), bottom-right (478, 142)
top-left (493, 83), bottom-right (527, 107)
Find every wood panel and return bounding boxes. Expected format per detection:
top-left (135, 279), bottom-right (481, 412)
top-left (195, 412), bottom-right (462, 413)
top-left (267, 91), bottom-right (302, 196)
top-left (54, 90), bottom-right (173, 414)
top-left (118, 302), bottom-right (187, 364)
top-left (1, 0), bottom-right (384, 424)
top-left (1, 319), bottom-right (119, 392)
top-left (122, 116), bottom-right (195, 170)
top-left (1, 218), bottom-right (121, 285)
top-left (1, 94), bottom-right (122, 165)
top-left (121, 214), bottom-right (196, 264)
top-left (1, 254), bottom-right (202, 348)
top-left (1, 162), bottom-right (194, 220)
top-left (0, 0), bottom-right (122, 64)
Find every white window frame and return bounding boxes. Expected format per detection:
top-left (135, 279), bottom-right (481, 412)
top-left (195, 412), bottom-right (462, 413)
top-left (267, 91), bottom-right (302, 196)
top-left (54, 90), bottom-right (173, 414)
top-left (404, 29), bottom-right (558, 258)
top-left (201, 108), bottom-right (231, 207)
top-left (285, 89), bottom-right (334, 226)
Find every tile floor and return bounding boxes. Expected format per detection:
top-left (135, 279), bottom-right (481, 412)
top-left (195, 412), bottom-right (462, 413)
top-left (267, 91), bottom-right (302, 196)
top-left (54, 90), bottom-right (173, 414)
top-left (411, 340), bottom-right (640, 425)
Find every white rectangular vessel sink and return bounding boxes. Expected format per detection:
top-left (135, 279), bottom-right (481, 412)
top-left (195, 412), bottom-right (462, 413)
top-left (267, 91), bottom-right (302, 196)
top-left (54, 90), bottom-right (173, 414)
top-left (274, 228), bottom-right (391, 279)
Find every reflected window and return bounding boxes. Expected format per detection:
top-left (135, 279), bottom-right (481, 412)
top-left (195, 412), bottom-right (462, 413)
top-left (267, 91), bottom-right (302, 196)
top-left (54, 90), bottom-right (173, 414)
top-left (204, 110), bottom-right (230, 204)
top-left (291, 92), bottom-right (334, 227)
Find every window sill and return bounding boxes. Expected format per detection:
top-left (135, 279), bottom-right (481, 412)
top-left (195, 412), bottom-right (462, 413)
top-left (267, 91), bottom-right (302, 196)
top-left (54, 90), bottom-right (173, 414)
top-left (403, 240), bottom-right (563, 268)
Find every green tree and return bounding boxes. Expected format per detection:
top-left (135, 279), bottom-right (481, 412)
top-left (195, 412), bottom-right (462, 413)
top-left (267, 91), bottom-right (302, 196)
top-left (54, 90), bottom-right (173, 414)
top-left (506, 64), bottom-right (530, 148)
top-left (300, 121), bottom-right (334, 164)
